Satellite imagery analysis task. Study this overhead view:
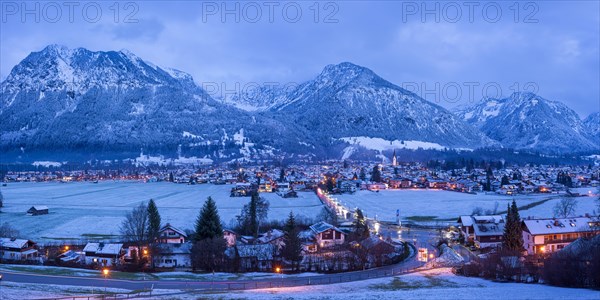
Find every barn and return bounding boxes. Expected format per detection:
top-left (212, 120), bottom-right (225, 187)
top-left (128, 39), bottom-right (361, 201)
top-left (27, 206), bottom-right (49, 216)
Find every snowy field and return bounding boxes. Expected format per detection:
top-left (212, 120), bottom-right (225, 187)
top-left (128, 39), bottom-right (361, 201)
top-left (2, 268), bottom-right (598, 300)
top-left (0, 182), bottom-right (324, 241)
top-left (334, 189), bottom-right (599, 222)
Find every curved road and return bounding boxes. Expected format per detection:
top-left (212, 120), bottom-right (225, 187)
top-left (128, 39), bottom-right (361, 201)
top-left (1, 250), bottom-right (425, 292)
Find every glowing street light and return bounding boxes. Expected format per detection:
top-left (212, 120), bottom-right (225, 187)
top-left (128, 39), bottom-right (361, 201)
top-left (102, 268), bottom-right (109, 293)
top-left (275, 266), bottom-right (283, 287)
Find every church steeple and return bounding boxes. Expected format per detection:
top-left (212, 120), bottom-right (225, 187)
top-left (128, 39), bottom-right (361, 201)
top-left (392, 149), bottom-right (398, 166)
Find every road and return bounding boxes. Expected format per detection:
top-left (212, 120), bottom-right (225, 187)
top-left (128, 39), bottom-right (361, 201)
top-left (1, 250), bottom-right (427, 292)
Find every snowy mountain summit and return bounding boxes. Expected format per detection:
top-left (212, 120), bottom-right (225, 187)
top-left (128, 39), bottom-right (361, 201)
top-left (266, 62), bottom-right (496, 150)
top-left (458, 92), bottom-right (598, 152)
top-left (1, 46), bottom-right (597, 162)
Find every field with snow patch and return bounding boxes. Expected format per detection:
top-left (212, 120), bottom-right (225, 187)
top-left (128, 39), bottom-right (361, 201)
top-left (0, 181), bottom-right (324, 241)
top-left (2, 268), bottom-right (598, 299)
top-left (334, 189), bottom-right (598, 222)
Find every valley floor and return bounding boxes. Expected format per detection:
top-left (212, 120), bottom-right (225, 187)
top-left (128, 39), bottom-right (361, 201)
top-left (1, 268), bottom-right (598, 300)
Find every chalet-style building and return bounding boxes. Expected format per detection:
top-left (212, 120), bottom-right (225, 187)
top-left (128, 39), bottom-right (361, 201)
top-left (83, 243), bottom-right (124, 266)
top-left (522, 217), bottom-right (600, 255)
top-left (159, 223), bottom-right (187, 244)
top-left (0, 238), bottom-right (38, 261)
top-left (26, 206), bottom-right (48, 216)
top-left (255, 229), bottom-right (285, 251)
top-left (236, 244), bottom-right (274, 271)
top-left (310, 221), bottom-right (346, 249)
top-left (457, 215), bottom-right (505, 248)
top-left (156, 243), bottom-right (192, 268)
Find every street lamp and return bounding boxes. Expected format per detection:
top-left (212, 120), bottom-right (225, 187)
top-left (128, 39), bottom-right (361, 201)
top-left (102, 268), bottom-right (109, 293)
top-left (275, 267), bottom-right (283, 287)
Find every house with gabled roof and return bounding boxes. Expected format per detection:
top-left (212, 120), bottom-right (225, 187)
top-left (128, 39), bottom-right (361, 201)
top-left (156, 242), bottom-right (192, 268)
top-left (159, 223), bottom-right (187, 244)
top-left (27, 205), bottom-right (48, 216)
top-left (0, 238), bottom-right (38, 261)
top-left (83, 242), bottom-right (124, 266)
top-left (522, 217), bottom-right (600, 255)
top-left (458, 215), bottom-right (505, 249)
top-left (310, 221), bottom-right (346, 249)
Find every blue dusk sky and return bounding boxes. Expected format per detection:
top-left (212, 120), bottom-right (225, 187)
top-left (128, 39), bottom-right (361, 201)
top-left (1, 1), bottom-right (598, 116)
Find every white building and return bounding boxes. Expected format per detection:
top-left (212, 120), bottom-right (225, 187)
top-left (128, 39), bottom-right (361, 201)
top-left (156, 243), bottom-right (192, 268)
top-left (0, 238), bottom-right (38, 261)
top-left (83, 243), bottom-right (124, 266)
top-left (522, 217), bottom-right (600, 255)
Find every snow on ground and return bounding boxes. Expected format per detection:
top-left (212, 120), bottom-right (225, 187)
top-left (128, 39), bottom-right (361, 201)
top-left (2, 268), bottom-right (598, 300)
top-left (340, 136), bottom-right (447, 151)
top-left (0, 281), bottom-right (131, 299)
top-left (31, 161), bottom-right (63, 168)
top-left (0, 182), bottom-right (324, 241)
top-left (0, 264), bottom-right (323, 281)
top-left (334, 189), bottom-right (596, 222)
top-left (218, 268), bottom-right (600, 300)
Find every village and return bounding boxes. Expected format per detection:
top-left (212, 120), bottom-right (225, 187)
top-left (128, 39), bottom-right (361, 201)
top-left (1, 153), bottom-right (599, 292)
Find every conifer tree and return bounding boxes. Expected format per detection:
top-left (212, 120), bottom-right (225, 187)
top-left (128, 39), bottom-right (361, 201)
top-left (502, 200), bottom-right (523, 252)
top-left (282, 211), bottom-right (303, 270)
top-left (194, 196), bottom-right (223, 241)
top-left (147, 199), bottom-right (161, 269)
top-left (371, 165), bottom-right (382, 183)
top-left (147, 199), bottom-right (161, 242)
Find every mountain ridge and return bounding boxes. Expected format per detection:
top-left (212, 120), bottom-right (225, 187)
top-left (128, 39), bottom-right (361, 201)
top-left (1, 45), bottom-right (597, 162)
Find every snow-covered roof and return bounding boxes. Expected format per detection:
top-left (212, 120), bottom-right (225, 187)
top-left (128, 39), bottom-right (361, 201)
top-left (523, 217), bottom-right (596, 235)
top-left (83, 242), bottom-right (123, 255)
top-left (310, 221), bottom-right (342, 234)
top-left (30, 205), bottom-right (48, 210)
top-left (0, 237), bottom-right (32, 249)
top-left (458, 215), bottom-right (504, 227)
top-left (473, 215), bottom-right (504, 224)
top-left (473, 222), bottom-right (505, 237)
top-left (159, 223), bottom-right (187, 237)
top-left (458, 216), bottom-right (473, 227)
top-left (158, 242), bottom-right (191, 254)
top-left (236, 244), bottom-right (274, 260)
top-left (256, 229), bottom-right (285, 244)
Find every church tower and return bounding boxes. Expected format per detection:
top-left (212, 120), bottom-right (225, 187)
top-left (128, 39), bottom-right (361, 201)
top-left (392, 149), bottom-right (398, 166)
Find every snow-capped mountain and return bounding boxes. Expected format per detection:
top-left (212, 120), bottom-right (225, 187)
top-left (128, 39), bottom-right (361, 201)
top-left (0, 45), bottom-right (302, 160)
top-left (216, 83), bottom-right (291, 112)
top-left (584, 112), bottom-right (600, 142)
top-left (457, 92), bottom-right (597, 152)
top-left (3, 45), bottom-right (596, 162)
top-left (265, 62), bottom-right (496, 150)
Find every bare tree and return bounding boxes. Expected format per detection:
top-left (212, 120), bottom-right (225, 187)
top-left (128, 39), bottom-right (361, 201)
top-left (553, 198), bottom-right (578, 218)
top-left (120, 202), bottom-right (149, 265)
top-left (0, 222), bottom-right (19, 238)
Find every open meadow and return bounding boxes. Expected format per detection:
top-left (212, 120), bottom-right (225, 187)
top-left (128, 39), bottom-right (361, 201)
top-left (334, 189), bottom-right (599, 223)
top-left (0, 181), bottom-right (324, 241)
